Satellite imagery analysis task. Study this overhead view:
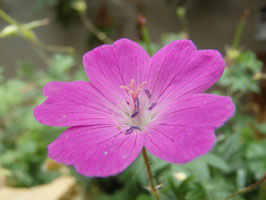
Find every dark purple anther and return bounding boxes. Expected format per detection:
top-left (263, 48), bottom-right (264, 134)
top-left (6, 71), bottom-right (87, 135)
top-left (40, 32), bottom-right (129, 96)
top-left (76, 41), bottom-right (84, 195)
top-left (134, 98), bottom-right (139, 108)
top-left (131, 111), bottom-right (139, 118)
top-left (148, 102), bottom-right (157, 110)
top-left (145, 89), bottom-right (151, 99)
top-left (131, 126), bottom-right (141, 130)
top-left (125, 127), bottom-right (134, 134)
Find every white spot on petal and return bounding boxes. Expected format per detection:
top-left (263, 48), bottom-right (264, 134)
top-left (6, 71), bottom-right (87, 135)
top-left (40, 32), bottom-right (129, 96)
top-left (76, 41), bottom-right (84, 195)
top-left (55, 114), bottom-right (67, 123)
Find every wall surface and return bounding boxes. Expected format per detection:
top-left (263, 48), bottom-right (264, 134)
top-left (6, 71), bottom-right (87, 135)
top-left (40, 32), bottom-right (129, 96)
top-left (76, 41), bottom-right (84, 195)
top-left (0, 0), bottom-right (265, 77)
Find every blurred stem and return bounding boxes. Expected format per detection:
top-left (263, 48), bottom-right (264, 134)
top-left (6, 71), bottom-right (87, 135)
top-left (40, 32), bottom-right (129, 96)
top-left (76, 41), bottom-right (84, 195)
top-left (138, 15), bottom-right (152, 56)
top-left (259, 183), bottom-right (266, 200)
top-left (0, 8), bottom-right (29, 38)
top-left (36, 41), bottom-right (75, 54)
top-left (80, 14), bottom-right (113, 44)
top-left (176, 7), bottom-right (189, 35)
top-left (24, 18), bottom-right (50, 30)
top-left (0, 8), bottom-right (19, 26)
top-left (142, 148), bottom-right (160, 200)
top-left (141, 26), bottom-right (152, 56)
top-left (225, 174), bottom-right (266, 200)
top-left (0, 8), bottom-right (75, 54)
top-left (232, 9), bottom-right (249, 49)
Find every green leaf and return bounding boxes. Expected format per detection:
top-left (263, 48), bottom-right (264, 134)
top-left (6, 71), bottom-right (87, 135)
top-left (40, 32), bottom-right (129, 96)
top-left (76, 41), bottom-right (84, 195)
top-left (246, 143), bottom-right (266, 159)
top-left (49, 53), bottom-right (75, 75)
top-left (185, 183), bottom-right (206, 200)
top-left (255, 123), bottom-right (266, 135)
top-left (136, 194), bottom-right (151, 200)
top-left (202, 153), bottom-right (230, 172)
top-left (236, 168), bottom-right (247, 188)
top-left (182, 158), bottom-right (210, 183)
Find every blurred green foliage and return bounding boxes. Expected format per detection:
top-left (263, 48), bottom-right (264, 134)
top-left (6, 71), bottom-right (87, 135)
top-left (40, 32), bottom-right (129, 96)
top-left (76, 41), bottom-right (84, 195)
top-left (0, 2), bottom-right (265, 200)
top-left (219, 48), bottom-right (263, 94)
top-left (0, 54), bottom-right (87, 187)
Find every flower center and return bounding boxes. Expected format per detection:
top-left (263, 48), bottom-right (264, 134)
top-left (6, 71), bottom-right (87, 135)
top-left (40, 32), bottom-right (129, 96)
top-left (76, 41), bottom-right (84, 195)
top-left (112, 79), bottom-right (157, 133)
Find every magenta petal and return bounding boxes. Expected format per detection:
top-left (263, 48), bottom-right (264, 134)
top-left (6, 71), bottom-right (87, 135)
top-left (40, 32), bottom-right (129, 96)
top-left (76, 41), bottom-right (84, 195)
top-left (144, 94), bottom-right (235, 164)
top-left (147, 40), bottom-right (225, 103)
top-left (48, 125), bottom-right (144, 177)
top-left (33, 81), bottom-right (117, 127)
top-left (83, 38), bottom-right (150, 99)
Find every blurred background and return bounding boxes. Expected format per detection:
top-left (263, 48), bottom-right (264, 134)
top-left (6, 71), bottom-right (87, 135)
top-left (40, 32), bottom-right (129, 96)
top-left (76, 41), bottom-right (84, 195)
top-left (0, 0), bottom-right (265, 200)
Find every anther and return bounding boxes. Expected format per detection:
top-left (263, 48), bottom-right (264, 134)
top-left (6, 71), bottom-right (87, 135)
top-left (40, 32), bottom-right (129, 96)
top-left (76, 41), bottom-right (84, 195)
top-left (131, 98), bottom-right (140, 118)
top-left (145, 89), bottom-right (152, 99)
top-left (131, 126), bottom-right (141, 131)
top-left (134, 98), bottom-right (139, 108)
top-left (148, 102), bottom-right (157, 110)
top-left (131, 111), bottom-right (139, 118)
top-left (125, 127), bottom-right (134, 134)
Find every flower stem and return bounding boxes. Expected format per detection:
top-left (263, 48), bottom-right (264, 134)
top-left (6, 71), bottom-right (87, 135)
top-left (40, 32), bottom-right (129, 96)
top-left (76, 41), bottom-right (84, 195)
top-left (225, 174), bottom-right (266, 199)
top-left (142, 148), bottom-right (160, 200)
top-left (0, 8), bottom-right (75, 54)
top-left (0, 8), bottom-right (19, 26)
top-left (80, 14), bottom-right (113, 44)
top-left (232, 8), bottom-right (249, 49)
top-left (138, 15), bottom-right (153, 56)
top-left (176, 7), bottom-right (189, 37)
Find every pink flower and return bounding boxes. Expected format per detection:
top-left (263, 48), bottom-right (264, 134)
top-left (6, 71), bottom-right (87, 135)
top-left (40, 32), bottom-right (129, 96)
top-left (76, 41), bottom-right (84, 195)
top-left (34, 39), bottom-right (235, 177)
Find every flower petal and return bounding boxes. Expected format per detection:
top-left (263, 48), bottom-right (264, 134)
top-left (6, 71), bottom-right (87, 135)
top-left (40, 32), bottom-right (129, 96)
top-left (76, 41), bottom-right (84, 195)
top-left (147, 40), bottom-right (225, 104)
top-left (48, 125), bottom-right (144, 177)
top-left (144, 94), bottom-right (235, 163)
top-left (33, 81), bottom-right (117, 127)
top-left (83, 38), bottom-right (150, 100)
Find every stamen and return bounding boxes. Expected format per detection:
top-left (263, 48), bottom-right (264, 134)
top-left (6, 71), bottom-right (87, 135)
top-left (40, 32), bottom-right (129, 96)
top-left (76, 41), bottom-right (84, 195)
top-left (131, 111), bottom-right (139, 118)
top-left (145, 89), bottom-right (152, 99)
top-left (131, 98), bottom-right (139, 118)
top-left (148, 102), bottom-right (157, 110)
top-left (125, 127), bottom-right (134, 134)
top-left (134, 98), bottom-right (139, 108)
top-left (131, 126), bottom-right (141, 130)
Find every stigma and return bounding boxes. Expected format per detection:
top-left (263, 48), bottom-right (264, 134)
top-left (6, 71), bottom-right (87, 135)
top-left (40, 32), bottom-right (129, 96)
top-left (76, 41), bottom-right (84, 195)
top-left (120, 79), bottom-right (147, 105)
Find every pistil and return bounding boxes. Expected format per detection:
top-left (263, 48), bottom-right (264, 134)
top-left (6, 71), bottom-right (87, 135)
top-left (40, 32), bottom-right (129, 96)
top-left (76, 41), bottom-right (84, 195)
top-left (120, 79), bottom-right (147, 103)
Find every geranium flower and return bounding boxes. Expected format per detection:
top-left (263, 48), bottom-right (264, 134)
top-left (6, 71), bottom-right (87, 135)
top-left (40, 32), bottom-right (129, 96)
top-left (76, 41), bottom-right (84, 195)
top-left (34, 39), bottom-right (235, 177)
